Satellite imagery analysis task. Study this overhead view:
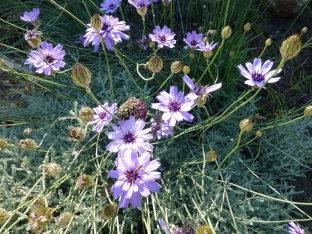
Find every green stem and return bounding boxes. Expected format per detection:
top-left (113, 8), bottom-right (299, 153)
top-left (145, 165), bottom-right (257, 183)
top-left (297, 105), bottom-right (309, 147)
top-left (147, 73), bottom-right (174, 98)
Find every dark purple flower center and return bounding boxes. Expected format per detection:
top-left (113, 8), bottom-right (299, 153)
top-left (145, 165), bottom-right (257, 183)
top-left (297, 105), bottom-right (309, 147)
top-left (194, 86), bottom-right (203, 95)
top-left (109, 4), bottom-right (116, 9)
top-left (251, 72), bottom-right (265, 82)
top-left (125, 165), bottom-right (142, 183)
top-left (45, 55), bottom-right (54, 64)
top-left (168, 101), bottom-right (181, 112)
top-left (99, 112), bottom-right (107, 120)
top-left (190, 40), bottom-right (197, 46)
top-left (102, 23), bottom-right (110, 31)
top-left (123, 131), bottom-right (136, 143)
top-left (159, 35), bottom-right (167, 42)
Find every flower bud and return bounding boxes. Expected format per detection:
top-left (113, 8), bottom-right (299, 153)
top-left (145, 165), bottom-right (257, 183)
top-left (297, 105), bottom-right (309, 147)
top-left (182, 65), bottom-right (190, 74)
top-left (203, 36), bottom-right (208, 43)
top-left (256, 130), bottom-right (263, 137)
top-left (101, 203), bottom-right (117, 219)
top-left (205, 150), bottom-right (218, 162)
top-left (265, 38), bottom-right (272, 46)
top-left (71, 63), bottom-right (92, 88)
top-left (229, 51), bottom-right (235, 57)
top-left (0, 138), bottom-right (8, 151)
top-left (203, 51), bottom-right (213, 59)
top-left (25, 29), bottom-right (42, 48)
top-left (304, 105), bottom-right (312, 116)
top-left (23, 127), bottom-right (34, 136)
top-left (19, 138), bottom-right (37, 151)
top-left (149, 41), bottom-right (156, 48)
top-left (197, 225), bottom-right (213, 234)
top-left (68, 127), bottom-right (86, 142)
top-left (0, 208), bottom-right (9, 224)
top-left (44, 163), bottom-right (63, 178)
top-left (79, 107), bottom-right (94, 123)
top-left (221, 25), bottom-right (232, 39)
top-left (146, 55), bottom-right (163, 73)
top-left (280, 34), bottom-right (301, 60)
top-left (118, 97), bottom-right (148, 121)
top-left (189, 52), bottom-right (195, 59)
top-left (77, 174), bottom-right (94, 188)
top-left (57, 212), bottom-right (73, 229)
top-left (243, 23), bottom-right (251, 32)
top-left (301, 27), bottom-right (308, 34)
top-left (90, 14), bottom-right (103, 31)
top-left (162, 1), bottom-right (170, 7)
top-left (239, 119), bottom-right (253, 132)
top-left (170, 61), bottom-right (183, 74)
top-left (136, 7), bottom-right (147, 17)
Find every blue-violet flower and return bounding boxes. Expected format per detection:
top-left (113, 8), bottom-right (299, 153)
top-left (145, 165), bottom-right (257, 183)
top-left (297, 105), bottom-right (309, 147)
top-left (287, 222), bottom-right (305, 234)
top-left (149, 26), bottom-right (176, 48)
top-left (183, 31), bottom-right (205, 49)
top-left (20, 8), bottom-right (40, 24)
top-left (128, 0), bottom-right (153, 9)
top-left (100, 0), bottom-right (121, 13)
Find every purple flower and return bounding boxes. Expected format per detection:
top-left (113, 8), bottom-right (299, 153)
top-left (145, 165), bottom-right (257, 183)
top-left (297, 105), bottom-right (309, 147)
top-left (106, 116), bottom-right (153, 154)
top-left (74, 35), bottom-right (86, 44)
top-left (149, 26), bottom-right (176, 48)
top-left (128, 0), bottom-right (153, 9)
top-left (150, 115), bottom-right (173, 140)
top-left (287, 222), bottom-right (305, 234)
top-left (183, 74), bottom-right (222, 100)
top-left (196, 41), bottom-right (218, 52)
top-left (88, 102), bottom-right (118, 132)
top-left (25, 41), bottom-right (66, 76)
top-left (100, 0), bottom-right (121, 13)
top-left (238, 58), bottom-right (281, 88)
top-left (83, 15), bottom-right (130, 52)
top-left (159, 218), bottom-right (185, 234)
top-left (183, 31), bottom-right (205, 49)
top-left (109, 150), bottom-right (161, 208)
top-left (20, 8), bottom-right (40, 23)
top-left (159, 218), bottom-right (170, 234)
top-left (151, 86), bottom-right (195, 127)
top-left (138, 35), bottom-right (151, 50)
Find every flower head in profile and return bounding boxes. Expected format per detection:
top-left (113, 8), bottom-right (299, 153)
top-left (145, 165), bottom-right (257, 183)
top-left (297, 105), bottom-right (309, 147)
top-left (20, 8), bottom-right (40, 24)
top-left (196, 41), bottom-right (218, 52)
top-left (149, 26), bottom-right (176, 48)
top-left (151, 86), bottom-right (195, 127)
top-left (109, 150), bottom-right (161, 208)
top-left (88, 102), bottom-right (118, 132)
top-left (238, 58), bottom-right (281, 88)
top-left (183, 75), bottom-right (222, 102)
top-left (183, 31), bottom-right (205, 49)
top-left (287, 222), bottom-right (305, 234)
top-left (128, 0), bottom-right (153, 9)
top-left (159, 218), bottom-right (184, 234)
top-left (25, 41), bottom-right (66, 76)
top-left (150, 114), bottom-right (173, 140)
top-left (83, 15), bottom-right (130, 52)
top-left (100, 0), bottom-right (121, 13)
top-left (106, 116), bottom-right (153, 154)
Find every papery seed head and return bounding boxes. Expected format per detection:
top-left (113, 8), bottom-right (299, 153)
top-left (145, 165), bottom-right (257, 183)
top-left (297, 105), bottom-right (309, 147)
top-left (171, 61), bottom-right (183, 74)
top-left (23, 127), bottom-right (34, 136)
top-left (19, 138), bottom-right (37, 151)
top-left (0, 138), bottom-right (8, 151)
top-left (280, 34), bottom-right (302, 60)
top-left (239, 119), bottom-right (253, 132)
top-left (79, 107), bottom-right (94, 123)
top-left (301, 27), bottom-right (308, 34)
top-left (146, 55), bottom-right (163, 73)
top-left (243, 23), bottom-right (251, 32)
top-left (77, 174), bottom-right (94, 188)
top-left (182, 65), bottom-right (190, 74)
top-left (90, 14), bottom-right (103, 31)
top-left (205, 150), bottom-right (218, 162)
top-left (304, 105), bottom-right (312, 116)
top-left (44, 163), bottom-right (63, 178)
top-left (221, 25), bottom-right (232, 39)
top-left (57, 212), bottom-right (73, 229)
top-left (136, 7), bottom-right (147, 16)
top-left (265, 38), bottom-right (272, 46)
top-left (68, 127), bottom-right (86, 142)
top-left (197, 225), bottom-right (214, 234)
top-left (71, 63), bottom-right (92, 88)
top-left (203, 51), bottom-right (213, 59)
top-left (256, 130), bottom-right (263, 137)
top-left (0, 208), bottom-right (9, 224)
top-left (101, 203), bottom-right (117, 219)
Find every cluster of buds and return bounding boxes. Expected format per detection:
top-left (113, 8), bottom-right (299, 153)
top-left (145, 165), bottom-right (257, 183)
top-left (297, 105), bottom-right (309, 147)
top-left (68, 127), bottom-right (86, 142)
top-left (101, 203), bottom-right (117, 219)
top-left (77, 174), bottom-right (94, 188)
top-left (44, 163), bottom-right (63, 178)
top-left (28, 195), bottom-right (56, 234)
top-left (79, 106), bottom-right (94, 123)
top-left (146, 55), bottom-right (163, 73)
top-left (0, 138), bottom-right (8, 151)
top-left (57, 212), bottom-right (73, 229)
top-left (71, 63), bottom-right (92, 88)
top-left (19, 138), bottom-right (37, 151)
top-left (118, 97), bottom-right (148, 121)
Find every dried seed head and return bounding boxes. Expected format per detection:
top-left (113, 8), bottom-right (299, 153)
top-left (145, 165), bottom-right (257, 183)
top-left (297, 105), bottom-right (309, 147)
top-left (256, 130), bottom-right (263, 137)
top-left (0, 138), bottom-right (8, 151)
top-left (101, 203), bottom-right (117, 219)
top-left (44, 163), bottom-right (63, 178)
top-left (77, 174), bottom-right (94, 188)
top-left (79, 107), bottom-right (94, 123)
top-left (280, 34), bottom-right (302, 60)
top-left (205, 150), bottom-right (218, 162)
top-left (19, 138), bottom-right (37, 151)
top-left (243, 23), bottom-right (251, 32)
top-left (71, 63), bottom-right (92, 88)
top-left (146, 55), bottom-right (163, 73)
top-left (118, 97), bottom-right (148, 121)
top-left (239, 119), bottom-right (253, 132)
top-left (304, 105), bottom-right (312, 116)
top-left (221, 25), bottom-right (232, 39)
top-left (0, 208), bottom-right (9, 224)
top-left (90, 14), bottom-right (103, 31)
top-left (182, 223), bottom-right (195, 234)
top-left (23, 127), bottom-right (34, 136)
top-left (182, 65), bottom-right (190, 74)
top-left (197, 225), bottom-right (214, 234)
top-left (196, 94), bottom-right (208, 107)
top-left (30, 195), bottom-right (46, 213)
top-left (57, 212), bottom-right (73, 229)
top-left (68, 127), bottom-right (86, 142)
top-left (136, 7), bottom-right (147, 17)
top-left (170, 61), bottom-right (183, 74)
top-left (28, 208), bottom-right (55, 234)
top-left (265, 38), bottom-right (272, 46)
